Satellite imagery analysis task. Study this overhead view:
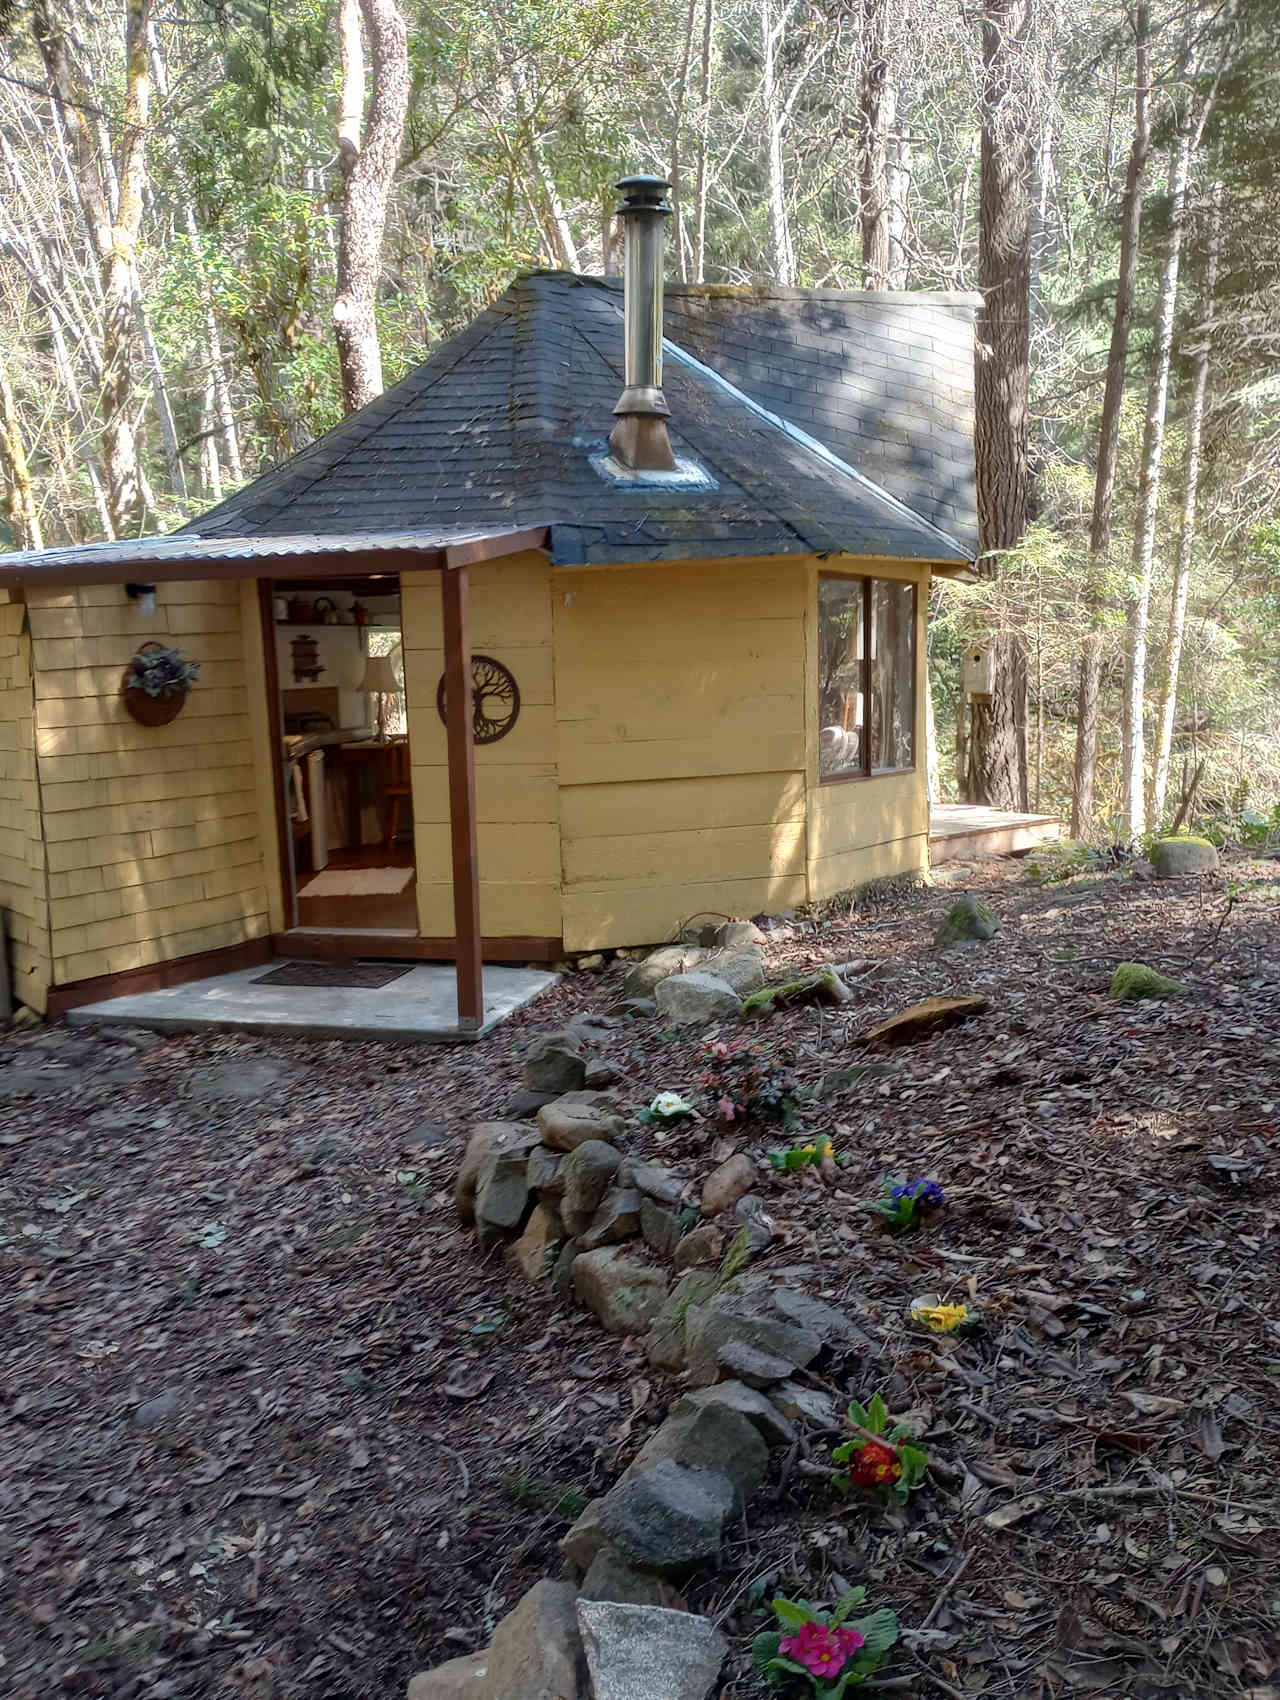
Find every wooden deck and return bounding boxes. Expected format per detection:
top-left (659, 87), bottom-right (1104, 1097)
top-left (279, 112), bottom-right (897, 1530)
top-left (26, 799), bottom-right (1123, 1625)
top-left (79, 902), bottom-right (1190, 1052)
top-left (929, 803), bottom-right (1062, 864)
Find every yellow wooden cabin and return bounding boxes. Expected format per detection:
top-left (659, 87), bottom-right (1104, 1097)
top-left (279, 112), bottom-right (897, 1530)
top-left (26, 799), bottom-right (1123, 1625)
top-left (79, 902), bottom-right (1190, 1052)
top-left (0, 178), bottom-right (977, 1025)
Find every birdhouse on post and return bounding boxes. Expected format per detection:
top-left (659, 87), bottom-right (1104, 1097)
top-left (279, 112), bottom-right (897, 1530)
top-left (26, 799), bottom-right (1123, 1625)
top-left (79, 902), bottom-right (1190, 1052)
top-left (963, 641), bottom-right (995, 700)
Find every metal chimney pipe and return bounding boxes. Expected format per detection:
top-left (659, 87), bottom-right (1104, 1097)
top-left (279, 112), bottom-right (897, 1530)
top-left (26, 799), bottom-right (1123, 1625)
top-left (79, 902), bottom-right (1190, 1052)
top-left (609, 173), bottom-right (677, 472)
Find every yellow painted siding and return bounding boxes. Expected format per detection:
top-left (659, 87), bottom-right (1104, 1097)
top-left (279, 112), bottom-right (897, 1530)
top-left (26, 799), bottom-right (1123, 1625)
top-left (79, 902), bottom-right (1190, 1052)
top-left (804, 560), bottom-right (932, 900)
top-left (401, 552), bottom-right (562, 939)
top-left (0, 592), bottom-right (52, 1010)
top-left (553, 558), bottom-right (810, 951)
top-left (26, 581), bottom-right (274, 987)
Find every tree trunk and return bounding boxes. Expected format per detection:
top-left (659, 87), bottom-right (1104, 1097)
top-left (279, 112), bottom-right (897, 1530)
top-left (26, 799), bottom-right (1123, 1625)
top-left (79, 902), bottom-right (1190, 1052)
top-left (886, 116), bottom-right (912, 289)
top-left (858, 0), bottom-right (897, 289)
top-left (1071, 4), bottom-right (1149, 837)
top-left (692, 0), bottom-right (714, 283)
top-left (1121, 124), bottom-right (1194, 837)
top-left (0, 353), bottom-right (43, 552)
top-left (333, 0), bottom-right (409, 415)
top-left (147, 25), bottom-right (242, 484)
top-left (762, 0), bottom-right (796, 286)
top-left (131, 261), bottom-right (186, 500)
top-left (670, 0), bottom-right (699, 282)
top-left (968, 0), bottom-right (1033, 810)
top-left (33, 0), bottom-right (153, 536)
top-left (1150, 179), bottom-right (1220, 824)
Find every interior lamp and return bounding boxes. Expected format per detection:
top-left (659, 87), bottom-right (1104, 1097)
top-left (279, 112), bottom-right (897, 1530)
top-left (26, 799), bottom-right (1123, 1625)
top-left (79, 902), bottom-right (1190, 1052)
top-left (357, 651), bottom-right (400, 741)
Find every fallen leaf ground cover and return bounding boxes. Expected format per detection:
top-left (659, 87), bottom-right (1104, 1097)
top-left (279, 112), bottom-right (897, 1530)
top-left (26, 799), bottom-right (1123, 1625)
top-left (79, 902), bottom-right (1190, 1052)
top-left (2, 852), bottom-right (1279, 1700)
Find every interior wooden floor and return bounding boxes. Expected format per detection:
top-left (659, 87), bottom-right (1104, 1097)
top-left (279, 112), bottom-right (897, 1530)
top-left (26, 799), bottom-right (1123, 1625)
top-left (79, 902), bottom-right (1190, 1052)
top-left (296, 844), bottom-right (418, 931)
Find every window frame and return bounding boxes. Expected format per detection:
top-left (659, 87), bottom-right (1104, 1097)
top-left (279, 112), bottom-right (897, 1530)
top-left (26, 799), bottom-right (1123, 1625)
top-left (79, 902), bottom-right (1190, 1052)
top-left (816, 570), bottom-right (918, 786)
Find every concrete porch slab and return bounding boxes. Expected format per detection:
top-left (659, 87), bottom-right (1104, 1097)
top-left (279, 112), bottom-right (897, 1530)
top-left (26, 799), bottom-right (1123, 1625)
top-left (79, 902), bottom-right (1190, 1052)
top-left (64, 960), bottom-right (559, 1044)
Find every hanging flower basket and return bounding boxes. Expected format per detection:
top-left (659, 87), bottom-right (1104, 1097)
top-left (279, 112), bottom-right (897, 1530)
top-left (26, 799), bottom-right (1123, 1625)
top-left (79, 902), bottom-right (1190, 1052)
top-left (120, 642), bottom-right (200, 727)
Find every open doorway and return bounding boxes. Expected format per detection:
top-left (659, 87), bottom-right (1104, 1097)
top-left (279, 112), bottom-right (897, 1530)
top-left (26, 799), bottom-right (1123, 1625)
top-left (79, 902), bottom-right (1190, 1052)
top-left (266, 572), bottom-right (416, 936)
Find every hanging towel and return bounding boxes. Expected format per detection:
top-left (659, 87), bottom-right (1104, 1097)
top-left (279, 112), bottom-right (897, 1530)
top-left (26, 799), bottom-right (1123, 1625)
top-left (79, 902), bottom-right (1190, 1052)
top-left (288, 760), bottom-right (308, 824)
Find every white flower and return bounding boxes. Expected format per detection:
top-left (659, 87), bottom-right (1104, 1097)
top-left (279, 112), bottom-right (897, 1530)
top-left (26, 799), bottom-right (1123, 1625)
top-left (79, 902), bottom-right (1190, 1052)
top-left (650, 1091), bottom-right (692, 1119)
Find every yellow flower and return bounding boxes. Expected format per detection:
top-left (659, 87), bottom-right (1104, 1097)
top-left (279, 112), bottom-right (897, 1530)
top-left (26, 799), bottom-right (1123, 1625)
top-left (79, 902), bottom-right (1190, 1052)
top-left (820, 1140), bottom-right (834, 1156)
top-left (914, 1302), bottom-right (970, 1334)
top-left (800, 1144), bottom-right (816, 1155)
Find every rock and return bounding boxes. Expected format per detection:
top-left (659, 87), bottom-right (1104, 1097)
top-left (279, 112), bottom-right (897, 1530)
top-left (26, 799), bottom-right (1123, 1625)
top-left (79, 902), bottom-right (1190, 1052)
top-left (474, 1132), bottom-right (541, 1241)
top-left (456, 1123), bottom-right (535, 1227)
top-left (537, 1099), bottom-right (626, 1153)
top-left (551, 1237), bottom-right (583, 1297)
top-left (579, 1188), bottom-right (643, 1251)
top-left (684, 1289), bottom-right (822, 1389)
top-left (596, 1459), bottom-right (735, 1574)
top-left (700, 1153), bottom-right (756, 1218)
top-left (645, 1270), bottom-right (719, 1372)
top-left (572, 1248), bottom-right (669, 1336)
top-left (485, 1579), bottom-right (585, 1700)
top-left (133, 1388), bottom-right (181, 1427)
top-left (630, 1402), bottom-right (769, 1505)
top-left (580, 1545), bottom-right (678, 1609)
top-left (406, 1652), bottom-right (489, 1700)
top-left (510, 1204), bottom-right (563, 1280)
top-left (934, 893), bottom-right (1001, 946)
top-left (1152, 836), bottom-right (1219, 877)
top-left (505, 1088), bottom-right (559, 1119)
top-left (585, 1057), bottom-right (621, 1089)
top-left (655, 971), bottom-right (743, 1025)
top-left (1110, 962), bottom-right (1188, 1000)
top-left (741, 969), bottom-right (851, 1018)
top-left (622, 945), bottom-right (704, 1000)
top-left (733, 1195), bottom-right (775, 1259)
top-left (577, 953), bottom-right (606, 971)
top-left (673, 1223), bottom-right (724, 1268)
top-left (714, 1339), bottom-right (795, 1387)
top-left (698, 948), bottom-right (766, 996)
top-left (711, 920), bottom-right (765, 950)
top-left (765, 1285), bottom-right (875, 1351)
top-left (640, 1197), bottom-right (684, 1258)
top-left (770, 1380), bottom-right (840, 1427)
top-left (629, 1161), bottom-right (685, 1206)
top-left (679, 1381), bottom-right (796, 1448)
top-left (188, 1059), bottom-right (300, 1103)
top-left (528, 1145), bottom-right (567, 1203)
top-left (862, 994), bottom-right (988, 1046)
top-left (524, 1032), bottom-right (588, 1095)
top-left (610, 996), bottom-right (658, 1020)
top-left (561, 1141), bottom-right (623, 1235)
top-left (577, 1601), bottom-right (727, 1700)
top-left (560, 1495), bottom-right (610, 1570)
top-left (402, 1121), bottom-right (450, 1150)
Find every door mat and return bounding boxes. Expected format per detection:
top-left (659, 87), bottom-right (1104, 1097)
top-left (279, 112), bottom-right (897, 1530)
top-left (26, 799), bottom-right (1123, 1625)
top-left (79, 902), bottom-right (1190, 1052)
top-left (252, 961), bottom-right (415, 990)
top-left (299, 867), bottom-right (414, 898)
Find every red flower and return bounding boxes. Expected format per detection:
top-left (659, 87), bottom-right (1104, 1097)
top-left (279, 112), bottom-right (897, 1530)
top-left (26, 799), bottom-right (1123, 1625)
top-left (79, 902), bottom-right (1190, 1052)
top-left (847, 1439), bottom-right (903, 1487)
top-left (779, 1620), bottom-right (858, 1680)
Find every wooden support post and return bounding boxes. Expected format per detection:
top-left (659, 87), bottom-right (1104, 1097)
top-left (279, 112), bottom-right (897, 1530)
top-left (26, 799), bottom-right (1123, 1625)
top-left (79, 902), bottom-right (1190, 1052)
top-left (442, 563), bottom-right (483, 1030)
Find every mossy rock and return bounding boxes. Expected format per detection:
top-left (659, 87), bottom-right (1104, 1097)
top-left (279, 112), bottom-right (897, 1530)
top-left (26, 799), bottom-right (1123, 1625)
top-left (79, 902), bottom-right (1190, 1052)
top-left (934, 893), bottom-right (1001, 946)
top-left (1109, 962), bottom-right (1187, 1001)
top-left (741, 967), bottom-right (849, 1017)
top-left (1152, 837), bottom-right (1219, 878)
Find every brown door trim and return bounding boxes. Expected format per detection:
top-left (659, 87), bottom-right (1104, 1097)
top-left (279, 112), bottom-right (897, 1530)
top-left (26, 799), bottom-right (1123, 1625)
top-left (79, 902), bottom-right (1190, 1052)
top-left (257, 579), bottom-right (297, 930)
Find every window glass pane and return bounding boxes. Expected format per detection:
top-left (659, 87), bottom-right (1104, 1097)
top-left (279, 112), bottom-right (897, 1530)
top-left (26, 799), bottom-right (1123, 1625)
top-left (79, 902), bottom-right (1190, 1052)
top-left (818, 576), bottom-right (865, 778)
top-left (869, 579), bottom-right (915, 771)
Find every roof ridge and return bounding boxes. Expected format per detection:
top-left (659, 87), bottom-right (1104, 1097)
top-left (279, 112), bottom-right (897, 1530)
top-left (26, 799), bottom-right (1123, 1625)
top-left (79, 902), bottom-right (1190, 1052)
top-left (521, 270), bottom-right (982, 310)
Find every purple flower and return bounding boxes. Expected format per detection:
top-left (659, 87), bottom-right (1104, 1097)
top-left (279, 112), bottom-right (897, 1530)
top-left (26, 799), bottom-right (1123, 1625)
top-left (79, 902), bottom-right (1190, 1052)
top-left (892, 1177), bottom-right (946, 1207)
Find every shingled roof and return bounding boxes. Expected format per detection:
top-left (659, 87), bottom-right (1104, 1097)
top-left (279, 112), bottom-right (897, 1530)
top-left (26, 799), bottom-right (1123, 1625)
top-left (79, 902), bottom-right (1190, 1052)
top-left (175, 272), bottom-right (976, 571)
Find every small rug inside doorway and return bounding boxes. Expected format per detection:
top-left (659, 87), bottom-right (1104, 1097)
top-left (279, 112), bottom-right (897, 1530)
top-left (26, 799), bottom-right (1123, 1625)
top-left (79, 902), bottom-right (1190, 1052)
top-left (299, 867), bottom-right (414, 898)
top-left (252, 960), bottom-right (415, 989)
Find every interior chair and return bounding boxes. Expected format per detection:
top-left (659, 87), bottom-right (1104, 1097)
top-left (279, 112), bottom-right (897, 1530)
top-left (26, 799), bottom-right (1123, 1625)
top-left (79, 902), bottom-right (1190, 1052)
top-left (381, 738), bottom-right (412, 853)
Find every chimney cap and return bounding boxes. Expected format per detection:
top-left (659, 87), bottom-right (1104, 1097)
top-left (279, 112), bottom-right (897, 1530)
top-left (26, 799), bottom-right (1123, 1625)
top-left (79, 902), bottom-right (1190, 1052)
top-left (614, 174), bottom-right (672, 216)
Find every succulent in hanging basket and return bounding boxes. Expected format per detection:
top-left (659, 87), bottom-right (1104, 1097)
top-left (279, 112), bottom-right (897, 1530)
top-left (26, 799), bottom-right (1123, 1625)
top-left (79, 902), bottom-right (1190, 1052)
top-left (123, 644), bottom-right (200, 699)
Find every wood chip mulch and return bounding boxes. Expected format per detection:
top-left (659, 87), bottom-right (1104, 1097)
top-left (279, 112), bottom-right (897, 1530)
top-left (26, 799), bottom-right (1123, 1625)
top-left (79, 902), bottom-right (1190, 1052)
top-left (2, 850), bottom-right (1279, 1700)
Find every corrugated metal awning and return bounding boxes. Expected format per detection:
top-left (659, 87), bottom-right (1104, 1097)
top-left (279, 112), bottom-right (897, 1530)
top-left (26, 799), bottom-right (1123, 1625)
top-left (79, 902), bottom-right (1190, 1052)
top-left (0, 526), bottom-right (551, 588)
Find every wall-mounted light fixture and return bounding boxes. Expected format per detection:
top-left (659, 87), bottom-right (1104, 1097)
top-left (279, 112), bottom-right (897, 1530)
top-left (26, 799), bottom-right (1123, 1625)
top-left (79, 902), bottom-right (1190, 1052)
top-left (126, 582), bottom-right (158, 616)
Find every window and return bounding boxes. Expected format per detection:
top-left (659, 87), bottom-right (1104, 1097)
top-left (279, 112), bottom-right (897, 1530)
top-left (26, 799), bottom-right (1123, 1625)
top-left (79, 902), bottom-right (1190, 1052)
top-left (818, 573), bottom-right (916, 781)
top-left (365, 626), bottom-right (407, 736)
